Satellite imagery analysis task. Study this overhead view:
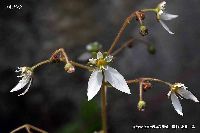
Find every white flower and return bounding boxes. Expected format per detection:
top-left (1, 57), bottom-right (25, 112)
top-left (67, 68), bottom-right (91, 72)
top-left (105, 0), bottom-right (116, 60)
top-left (156, 1), bottom-right (178, 34)
top-left (10, 67), bottom-right (33, 96)
top-left (167, 83), bottom-right (199, 116)
top-left (87, 52), bottom-right (131, 101)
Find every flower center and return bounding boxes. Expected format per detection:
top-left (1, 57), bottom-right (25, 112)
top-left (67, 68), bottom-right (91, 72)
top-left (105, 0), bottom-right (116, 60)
top-left (97, 59), bottom-right (107, 67)
top-left (171, 86), bottom-right (179, 93)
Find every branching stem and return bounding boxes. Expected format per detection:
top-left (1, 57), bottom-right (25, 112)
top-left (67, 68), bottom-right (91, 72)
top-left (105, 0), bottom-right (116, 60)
top-left (127, 77), bottom-right (172, 87)
top-left (10, 124), bottom-right (47, 133)
top-left (108, 11), bottom-right (136, 54)
top-left (31, 59), bottom-right (51, 71)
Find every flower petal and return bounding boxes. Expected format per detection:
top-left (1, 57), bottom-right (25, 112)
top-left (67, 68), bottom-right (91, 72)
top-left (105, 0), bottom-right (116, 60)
top-left (104, 66), bottom-right (131, 94)
top-left (10, 77), bottom-right (30, 92)
top-left (160, 13), bottom-right (178, 20)
top-left (171, 93), bottom-right (183, 116)
top-left (157, 1), bottom-right (166, 10)
top-left (159, 20), bottom-right (175, 34)
top-left (87, 71), bottom-right (103, 101)
top-left (177, 88), bottom-right (199, 102)
top-left (97, 52), bottom-right (103, 59)
top-left (105, 55), bottom-right (113, 63)
top-left (18, 78), bottom-right (32, 96)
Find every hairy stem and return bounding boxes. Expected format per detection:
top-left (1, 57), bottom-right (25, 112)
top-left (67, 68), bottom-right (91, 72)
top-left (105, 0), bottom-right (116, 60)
top-left (101, 74), bottom-right (107, 133)
top-left (111, 37), bottom-right (151, 56)
top-left (10, 124), bottom-right (47, 133)
top-left (108, 11), bottom-right (136, 54)
top-left (111, 38), bottom-right (134, 56)
top-left (139, 81), bottom-right (143, 101)
top-left (70, 61), bottom-right (93, 71)
top-left (141, 8), bottom-right (156, 13)
top-left (127, 77), bottom-right (172, 87)
top-left (31, 59), bottom-right (51, 71)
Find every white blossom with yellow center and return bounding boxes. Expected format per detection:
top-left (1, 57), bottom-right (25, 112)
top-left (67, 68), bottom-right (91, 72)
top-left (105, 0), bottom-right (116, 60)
top-left (87, 52), bottom-right (131, 101)
top-left (167, 83), bottom-right (199, 116)
top-left (156, 1), bottom-right (178, 34)
top-left (10, 67), bottom-right (33, 96)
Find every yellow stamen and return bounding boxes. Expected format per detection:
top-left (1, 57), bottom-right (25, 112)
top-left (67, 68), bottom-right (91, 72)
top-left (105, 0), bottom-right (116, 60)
top-left (97, 59), bottom-right (107, 67)
top-left (171, 85), bottom-right (179, 93)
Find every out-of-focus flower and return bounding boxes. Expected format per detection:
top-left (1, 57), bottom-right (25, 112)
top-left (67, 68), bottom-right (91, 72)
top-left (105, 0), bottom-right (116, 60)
top-left (87, 52), bottom-right (131, 101)
top-left (167, 83), bottom-right (199, 116)
top-left (10, 67), bottom-right (33, 96)
top-left (155, 1), bottom-right (178, 34)
top-left (78, 42), bottom-right (102, 61)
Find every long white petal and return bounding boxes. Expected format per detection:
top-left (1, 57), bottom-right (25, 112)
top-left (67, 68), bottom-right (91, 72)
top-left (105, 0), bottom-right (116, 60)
top-left (87, 71), bottom-right (103, 101)
top-left (160, 13), bottom-right (178, 20)
top-left (177, 88), bottom-right (199, 102)
top-left (18, 78), bottom-right (32, 96)
top-left (171, 93), bottom-right (183, 116)
top-left (104, 66), bottom-right (131, 94)
top-left (10, 77), bottom-right (30, 92)
top-left (159, 20), bottom-right (174, 34)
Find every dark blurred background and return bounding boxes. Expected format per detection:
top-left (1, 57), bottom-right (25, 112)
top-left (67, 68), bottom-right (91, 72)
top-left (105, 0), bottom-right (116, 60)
top-left (0, 0), bottom-right (200, 132)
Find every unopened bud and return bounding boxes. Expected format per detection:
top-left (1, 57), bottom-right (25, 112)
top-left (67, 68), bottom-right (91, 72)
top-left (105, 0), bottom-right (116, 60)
top-left (135, 10), bottom-right (145, 21)
top-left (147, 44), bottom-right (156, 55)
top-left (142, 81), bottom-right (152, 91)
top-left (64, 63), bottom-right (75, 73)
top-left (140, 25), bottom-right (148, 36)
top-left (137, 100), bottom-right (146, 111)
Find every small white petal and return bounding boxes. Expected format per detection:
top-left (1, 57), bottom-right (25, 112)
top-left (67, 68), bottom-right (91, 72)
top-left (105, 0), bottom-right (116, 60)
top-left (158, 10), bottom-right (164, 16)
top-left (87, 71), bottom-right (103, 101)
top-left (177, 88), bottom-right (199, 102)
top-left (158, 1), bottom-right (166, 10)
top-left (97, 52), bottom-right (103, 59)
top-left (78, 52), bottom-right (92, 61)
top-left (104, 66), bottom-right (131, 94)
top-left (105, 55), bottom-right (113, 63)
top-left (171, 93), bottom-right (183, 116)
top-left (89, 58), bottom-right (97, 64)
top-left (167, 91), bottom-right (172, 98)
top-left (18, 78), bottom-right (32, 96)
top-left (159, 20), bottom-right (175, 34)
top-left (10, 77), bottom-right (30, 92)
top-left (160, 13), bottom-right (178, 20)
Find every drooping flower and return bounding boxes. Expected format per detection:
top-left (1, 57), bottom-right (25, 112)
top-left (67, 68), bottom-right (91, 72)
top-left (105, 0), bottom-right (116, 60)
top-left (87, 52), bottom-right (131, 101)
top-left (167, 83), bottom-right (199, 116)
top-left (155, 1), bottom-right (178, 34)
top-left (10, 67), bottom-right (33, 96)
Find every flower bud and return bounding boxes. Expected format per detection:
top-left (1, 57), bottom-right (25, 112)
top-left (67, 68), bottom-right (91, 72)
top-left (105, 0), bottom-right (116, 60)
top-left (64, 63), bottom-right (75, 73)
top-left (142, 81), bottom-right (152, 91)
top-left (135, 10), bottom-right (145, 21)
top-left (147, 44), bottom-right (156, 55)
top-left (140, 25), bottom-right (148, 36)
top-left (137, 100), bottom-right (146, 111)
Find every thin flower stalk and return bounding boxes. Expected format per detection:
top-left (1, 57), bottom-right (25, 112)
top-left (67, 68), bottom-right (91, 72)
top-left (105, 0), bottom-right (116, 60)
top-left (101, 75), bottom-right (107, 133)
